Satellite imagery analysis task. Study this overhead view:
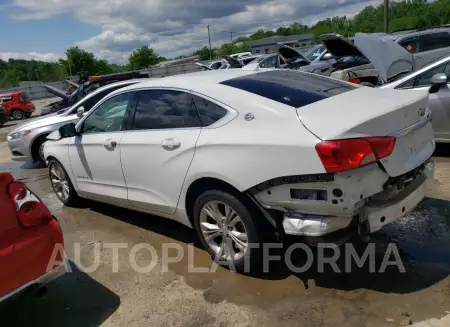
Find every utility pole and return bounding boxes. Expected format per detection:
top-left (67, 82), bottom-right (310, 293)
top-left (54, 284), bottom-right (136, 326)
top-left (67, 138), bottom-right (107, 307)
top-left (384, 0), bottom-right (389, 33)
top-left (207, 25), bottom-right (212, 59)
top-left (229, 31), bottom-right (233, 42)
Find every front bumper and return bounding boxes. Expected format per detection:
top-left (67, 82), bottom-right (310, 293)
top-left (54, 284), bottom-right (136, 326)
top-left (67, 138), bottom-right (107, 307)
top-left (274, 161), bottom-right (434, 239)
top-left (0, 259), bottom-right (68, 303)
top-left (7, 137), bottom-right (33, 162)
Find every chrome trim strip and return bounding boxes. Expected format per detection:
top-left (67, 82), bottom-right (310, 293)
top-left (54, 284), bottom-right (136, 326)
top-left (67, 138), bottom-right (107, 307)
top-left (390, 112), bottom-right (431, 138)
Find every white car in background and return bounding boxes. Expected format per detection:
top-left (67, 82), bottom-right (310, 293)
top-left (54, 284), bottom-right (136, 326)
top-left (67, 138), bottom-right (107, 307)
top-left (43, 69), bottom-right (434, 270)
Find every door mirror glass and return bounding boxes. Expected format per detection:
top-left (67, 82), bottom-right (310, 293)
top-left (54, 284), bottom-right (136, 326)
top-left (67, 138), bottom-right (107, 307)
top-left (323, 52), bottom-right (333, 60)
top-left (77, 106), bottom-right (85, 118)
top-left (429, 73), bottom-right (448, 94)
top-left (59, 123), bottom-right (77, 139)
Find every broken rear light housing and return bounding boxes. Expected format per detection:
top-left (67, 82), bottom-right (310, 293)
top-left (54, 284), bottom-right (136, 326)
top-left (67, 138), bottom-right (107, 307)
top-left (7, 181), bottom-right (52, 227)
top-left (315, 137), bottom-right (396, 173)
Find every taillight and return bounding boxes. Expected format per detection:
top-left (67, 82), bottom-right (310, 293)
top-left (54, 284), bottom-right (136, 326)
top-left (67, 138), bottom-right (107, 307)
top-left (348, 78), bottom-right (361, 84)
top-left (7, 181), bottom-right (52, 227)
top-left (315, 137), bottom-right (396, 173)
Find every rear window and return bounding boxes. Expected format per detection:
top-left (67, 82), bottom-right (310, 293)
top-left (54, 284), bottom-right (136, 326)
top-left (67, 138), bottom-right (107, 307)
top-left (220, 70), bottom-right (356, 108)
top-left (20, 92), bottom-right (29, 101)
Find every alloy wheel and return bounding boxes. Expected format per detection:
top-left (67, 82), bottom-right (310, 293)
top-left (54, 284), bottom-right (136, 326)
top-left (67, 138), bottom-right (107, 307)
top-left (50, 163), bottom-right (70, 201)
top-left (199, 201), bottom-right (248, 261)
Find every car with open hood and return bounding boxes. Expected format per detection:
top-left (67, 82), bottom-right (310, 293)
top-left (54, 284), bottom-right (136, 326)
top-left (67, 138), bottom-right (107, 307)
top-left (7, 79), bottom-right (149, 163)
top-left (40, 71), bottom-right (150, 116)
top-left (43, 69), bottom-right (434, 271)
top-left (322, 32), bottom-right (450, 86)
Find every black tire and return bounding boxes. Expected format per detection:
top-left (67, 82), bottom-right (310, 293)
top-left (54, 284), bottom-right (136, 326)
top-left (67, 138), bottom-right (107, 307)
top-left (25, 112), bottom-right (32, 118)
top-left (193, 190), bottom-right (263, 272)
top-left (11, 109), bottom-right (24, 120)
top-left (48, 159), bottom-right (80, 207)
top-left (31, 135), bottom-right (49, 162)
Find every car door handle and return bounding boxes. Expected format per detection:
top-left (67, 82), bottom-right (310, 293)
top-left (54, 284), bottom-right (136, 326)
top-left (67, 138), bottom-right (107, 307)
top-left (161, 138), bottom-right (181, 151)
top-left (103, 139), bottom-right (117, 148)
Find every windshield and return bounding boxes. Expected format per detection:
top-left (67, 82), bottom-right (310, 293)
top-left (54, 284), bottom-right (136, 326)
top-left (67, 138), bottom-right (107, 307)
top-left (303, 45), bottom-right (325, 61)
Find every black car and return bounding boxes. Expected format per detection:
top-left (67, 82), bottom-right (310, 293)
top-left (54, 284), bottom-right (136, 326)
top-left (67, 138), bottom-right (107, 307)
top-left (0, 106), bottom-right (9, 127)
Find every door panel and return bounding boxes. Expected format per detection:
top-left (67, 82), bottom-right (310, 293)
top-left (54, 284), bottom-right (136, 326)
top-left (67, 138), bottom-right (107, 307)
top-left (69, 132), bottom-right (128, 204)
top-left (121, 129), bottom-right (200, 213)
top-left (121, 89), bottom-right (202, 214)
top-left (429, 84), bottom-right (450, 142)
top-left (68, 91), bottom-right (134, 204)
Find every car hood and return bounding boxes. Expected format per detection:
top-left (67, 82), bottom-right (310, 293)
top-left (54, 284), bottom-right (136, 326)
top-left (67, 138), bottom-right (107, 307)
top-left (195, 62), bottom-right (213, 70)
top-left (10, 113), bottom-right (78, 134)
top-left (278, 45), bottom-right (308, 62)
top-left (43, 84), bottom-right (70, 100)
top-left (320, 33), bottom-right (413, 83)
top-left (224, 56), bottom-right (243, 68)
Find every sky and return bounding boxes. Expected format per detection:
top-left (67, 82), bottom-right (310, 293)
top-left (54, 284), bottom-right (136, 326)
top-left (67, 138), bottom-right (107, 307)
top-left (0, 0), bottom-right (382, 64)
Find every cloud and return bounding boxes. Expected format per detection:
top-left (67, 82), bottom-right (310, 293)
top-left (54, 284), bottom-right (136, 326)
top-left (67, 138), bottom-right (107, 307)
top-left (11, 0), bottom-right (381, 63)
top-left (0, 52), bottom-right (62, 62)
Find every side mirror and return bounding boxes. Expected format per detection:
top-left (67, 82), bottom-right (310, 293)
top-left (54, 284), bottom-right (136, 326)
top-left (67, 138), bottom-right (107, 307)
top-left (58, 123), bottom-right (78, 139)
top-left (429, 73), bottom-right (447, 94)
top-left (76, 106), bottom-right (85, 118)
top-left (323, 53), bottom-right (333, 60)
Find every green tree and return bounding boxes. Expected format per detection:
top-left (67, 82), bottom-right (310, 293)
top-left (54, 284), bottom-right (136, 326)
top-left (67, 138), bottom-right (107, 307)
top-left (219, 43), bottom-right (238, 57)
top-left (194, 46), bottom-right (217, 60)
top-left (127, 46), bottom-right (163, 70)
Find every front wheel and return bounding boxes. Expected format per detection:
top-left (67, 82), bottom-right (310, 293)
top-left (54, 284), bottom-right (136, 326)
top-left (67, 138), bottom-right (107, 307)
top-left (48, 160), bottom-right (80, 206)
top-left (193, 190), bottom-right (263, 272)
top-left (11, 109), bottom-right (24, 120)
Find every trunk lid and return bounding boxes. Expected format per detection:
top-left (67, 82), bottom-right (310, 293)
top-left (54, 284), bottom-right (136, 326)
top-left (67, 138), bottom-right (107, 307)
top-left (297, 87), bottom-right (434, 177)
top-left (43, 84), bottom-right (70, 100)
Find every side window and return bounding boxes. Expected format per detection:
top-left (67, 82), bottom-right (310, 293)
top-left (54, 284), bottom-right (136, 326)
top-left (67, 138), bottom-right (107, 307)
top-left (82, 85), bottom-right (130, 112)
top-left (131, 90), bottom-right (201, 130)
top-left (421, 32), bottom-right (450, 52)
top-left (192, 95), bottom-right (228, 126)
top-left (415, 63), bottom-right (446, 87)
top-left (396, 78), bottom-right (415, 89)
top-left (399, 37), bottom-right (419, 53)
top-left (260, 56), bottom-right (277, 68)
top-left (82, 92), bottom-right (134, 134)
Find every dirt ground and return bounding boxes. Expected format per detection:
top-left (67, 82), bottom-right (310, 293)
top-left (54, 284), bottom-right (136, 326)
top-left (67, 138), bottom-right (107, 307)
top-left (0, 102), bottom-right (450, 327)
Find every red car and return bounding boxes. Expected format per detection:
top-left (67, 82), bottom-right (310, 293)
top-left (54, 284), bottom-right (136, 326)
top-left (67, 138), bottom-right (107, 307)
top-left (0, 173), bottom-right (66, 302)
top-left (0, 92), bottom-right (35, 120)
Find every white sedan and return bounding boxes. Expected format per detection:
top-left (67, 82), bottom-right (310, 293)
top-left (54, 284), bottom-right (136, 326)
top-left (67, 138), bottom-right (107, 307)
top-left (43, 69), bottom-right (435, 270)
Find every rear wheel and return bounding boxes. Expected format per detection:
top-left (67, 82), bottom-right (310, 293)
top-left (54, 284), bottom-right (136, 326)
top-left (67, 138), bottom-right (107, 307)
top-left (48, 159), bottom-right (80, 206)
top-left (11, 109), bottom-right (24, 120)
top-left (193, 190), bottom-right (263, 272)
top-left (25, 112), bottom-right (32, 118)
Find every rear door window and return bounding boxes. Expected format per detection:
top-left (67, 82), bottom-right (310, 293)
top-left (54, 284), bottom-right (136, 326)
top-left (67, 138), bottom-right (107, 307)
top-left (192, 95), bottom-right (228, 126)
top-left (420, 32), bottom-right (450, 52)
top-left (220, 70), bottom-right (357, 108)
top-left (131, 89), bottom-right (202, 130)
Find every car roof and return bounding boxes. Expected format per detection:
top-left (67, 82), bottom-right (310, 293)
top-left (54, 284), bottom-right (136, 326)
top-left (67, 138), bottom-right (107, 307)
top-left (393, 26), bottom-right (450, 40)
top-left (116, 70), bottom-right (258, 92)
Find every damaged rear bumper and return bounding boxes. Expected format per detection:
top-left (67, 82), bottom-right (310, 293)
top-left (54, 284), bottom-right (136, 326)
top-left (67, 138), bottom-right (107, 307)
top-left (253, 160), bottom-right (433, 240)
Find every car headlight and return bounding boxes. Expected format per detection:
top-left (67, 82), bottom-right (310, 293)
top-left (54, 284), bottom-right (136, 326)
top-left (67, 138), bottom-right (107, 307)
top-left (7, 130), bottom-right (31, 140)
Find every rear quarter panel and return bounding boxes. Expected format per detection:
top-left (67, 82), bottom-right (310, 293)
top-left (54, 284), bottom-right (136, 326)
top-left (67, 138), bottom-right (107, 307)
top-left (179, 87), bottom-right (325, 210)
